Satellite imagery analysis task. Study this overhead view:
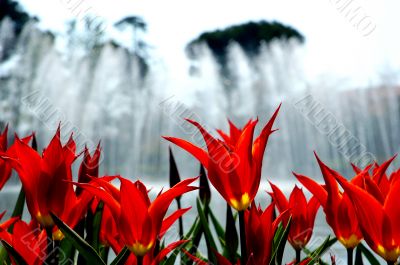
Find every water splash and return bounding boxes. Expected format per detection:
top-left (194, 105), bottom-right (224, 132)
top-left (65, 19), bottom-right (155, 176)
top-left (0, 19), bottom-right (398, 184)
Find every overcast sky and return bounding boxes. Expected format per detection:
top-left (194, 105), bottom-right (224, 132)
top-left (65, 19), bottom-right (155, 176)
top-left (18, 0), bottom-right (400, 86)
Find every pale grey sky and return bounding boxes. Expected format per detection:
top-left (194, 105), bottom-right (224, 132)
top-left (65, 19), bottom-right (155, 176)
top-left (18, 0), bottom-right (400, 85)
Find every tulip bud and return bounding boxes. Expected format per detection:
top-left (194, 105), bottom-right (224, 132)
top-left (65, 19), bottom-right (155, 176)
top-left (169, 147), bottom-right (181, 199)
top-left (199, 164), bottom-right (211, 204)
top-left (31, 133), bottom-right (38, 151)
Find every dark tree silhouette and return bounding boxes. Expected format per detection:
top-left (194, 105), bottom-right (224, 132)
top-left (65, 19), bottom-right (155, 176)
top-left (114, 16), bottom-right (149, 79)
top-left (114, 16), bottom-right (147, 54)
top-left (0, 0), bottom-right (30, 34)
top-left (186, 20), bottom-right (304, 66)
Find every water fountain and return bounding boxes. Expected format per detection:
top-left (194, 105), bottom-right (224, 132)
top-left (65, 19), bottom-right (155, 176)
top-left (1, 17), bottom-right (398, 263)
top-left (1, 18), bottom-right (399, 184)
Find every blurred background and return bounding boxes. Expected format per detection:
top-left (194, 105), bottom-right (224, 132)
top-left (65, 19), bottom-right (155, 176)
top-left (1, 0), bottom-right (399, 262)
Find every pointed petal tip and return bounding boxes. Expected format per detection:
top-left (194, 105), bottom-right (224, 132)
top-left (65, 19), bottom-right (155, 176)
top-left (313, 151), bottom-right (330, 168)
top-left (292, 171), bottom-right (303, 179)
top-left (162, 136), bottom-right (174, 142)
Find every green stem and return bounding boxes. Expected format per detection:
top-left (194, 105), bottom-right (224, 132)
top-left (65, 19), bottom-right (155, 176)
top-left (45, 228), bottom-right (56, 265)
top-left (296, 248), bottom-right (301, 264)
top-left (239, 210), bottom-right (247, 265)
top-left (177, 199), bottom-right (184, 239)
top-left (100, 246), bottom-right (109, 263)
top-left (8, 188), bottom-right (25, 232)
top-left (347, 248), bottom-right (353, 265)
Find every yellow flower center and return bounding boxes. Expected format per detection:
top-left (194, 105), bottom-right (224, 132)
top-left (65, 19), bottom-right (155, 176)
top-left (230, 193), bottom-right (250, 211)
top-left (338, 234), bottom-right (360, 249)
top-left (129, 241), bottom-right (154, 256)
top-left (377, 245), bottom-right (400, 262)
top-left (36, 212), bottom-right (54, 227)
top-left (53, 229), bottom-right (64, 241)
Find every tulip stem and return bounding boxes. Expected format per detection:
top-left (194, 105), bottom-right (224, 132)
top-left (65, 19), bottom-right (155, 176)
top-left (387, 262), bottom-right (395, 265)
top-left (137, 256), bottom-right (143, 265)
top-left (296, 249), bottom-right (301, 264)
top-left (347, 248), bottom-right (353, 265)
top-left (177, 199), bottom-right (184, 239)
top-left (100, 246), bottom-right (109, 263)
top-left (45, 228), bottom-right (56, 265)
top-left (239, 210), bottom-right (247, 265)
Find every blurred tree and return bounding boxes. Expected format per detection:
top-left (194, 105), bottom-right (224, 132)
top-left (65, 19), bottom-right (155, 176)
top-left (65, 19), bottom-right (77, 52)
top-left (0, 0), bottom-right (30, 34)
top-left (114, 16), bottom-right (148, 55)
top-left (186, 20), bottom-right (304, 66)
top-left (64, 17), bottom-right (105, 55)
top-left (83, 15), bottom-right (105, 51)
top-left (114, 16), bottom-right (149, 78)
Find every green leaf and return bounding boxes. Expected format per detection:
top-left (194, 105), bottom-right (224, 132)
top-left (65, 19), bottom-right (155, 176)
top-left (59, 239), bottom-right (75, 265)
top-left (50, 213), bottom-right (105, 265)
top-left (0, 247), bottom-right (8, 265)
top-left (8, 188), bottom-right (25, 233)
top-left (199, 164), bottom-right (211, 204)
top-left (169, 147), bottom-right (182, 190)
top-left (91, 202), bottom-right (104, 251)
top-left (272, 223), bottom-right (284, 252)
top-left (11, 188), bottom-right (25, 219)
top-left (355, 245), bottom-right (364, 265)
top-left (100, 246), bottom-right (110, 264)
top-left (270, 217), bottom-right (291, 265)
top-left (196, 198), bottom-right (217, 262)
top-left (162, 250), bottom-right (178, 265)
top-left (208, 207), bottom-right (225, 241)
top-left (182, 217), bottom-right (202, 265)
top-left (110, 247), bottom-right (130, 265)
top-left (185, 217), bottom-right (200, 240)
top-left (1, 240), bottom-right (27, 265)
top-left (306, 236), bottom-right (337, 263)
top-left (358, 243), bottom-right (380, 265)
top-left (161, 240), bottom-right (189, 265)
top-left (196, 199), bottom-right (217, 251)
top-left (224, 204), bottom-right (238, 262)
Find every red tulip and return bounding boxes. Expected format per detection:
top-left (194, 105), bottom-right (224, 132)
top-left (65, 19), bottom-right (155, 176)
top-left (74, 176), bottom-right (197, 257)
top-left (78, 143), bottom-right (102, 184)
top-left (163, 105), bottom-right (280, 211)
top-left (1, 127), bottom-right (92, 235)
top-left (102, 215), bottom-right (187, 265)
top-left (334, 171), bottom-right (400, 262)
top-left (269, 182), bottom-right (319, 250)
top-left (0, 212), bottom-right (19, 233)
top-left (351, 156), bottom-right (397, 200)
top-left (124, 240), bottom-right (188, 265)
top-left (0, 125), bottom-right (11, 190)
top-left (99, 204), bottom-right (121, 252)
top-left (294, 153), bottom-right (362, 249)
top-left (95, 195), bottom-right (188, 265)
top-left (0, 126), bottom-right (31, 190)
top-left (0, 217), bottom-right (47, 265)
top-left (245, 202), bottom-right (286, 265)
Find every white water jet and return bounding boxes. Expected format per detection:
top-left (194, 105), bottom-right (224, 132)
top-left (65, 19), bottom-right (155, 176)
top-left (0, 19), bottom-right (399, 186)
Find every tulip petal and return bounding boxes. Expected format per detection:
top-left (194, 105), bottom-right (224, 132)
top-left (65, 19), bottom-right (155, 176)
top-left (334, 174), bottom-right (385, 252)
top-left (269, 182), bottom-right (289, 213)
top-left (294, 172), bottom-right (327, 207)
top-left (162, 136), bottom-right (209, 168)
top-left (149, 177), bottom-right (198, 234)
top-left (159, 207), bottom-right (191, 238)
top-left (383, 179), bottom-right (400, 243)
